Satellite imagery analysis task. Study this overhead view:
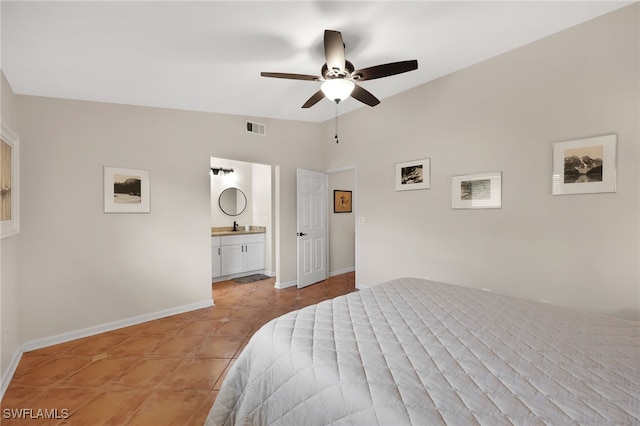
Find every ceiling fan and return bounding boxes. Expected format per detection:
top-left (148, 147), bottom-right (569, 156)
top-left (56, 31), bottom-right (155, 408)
top-left (261, 30), bottom-right (418, 108)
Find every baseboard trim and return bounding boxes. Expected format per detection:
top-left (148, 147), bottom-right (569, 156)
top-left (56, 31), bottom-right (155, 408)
top-left (1, 348), bottom-right (23, 399)
top-left (329, 267), bottom-right (355, 277)
top-left (274, 279), bottom-right (297, 289)
top-left (274, 269), bottom-right (354, 290)
top-left (20, 299), bottom-right (214, 353)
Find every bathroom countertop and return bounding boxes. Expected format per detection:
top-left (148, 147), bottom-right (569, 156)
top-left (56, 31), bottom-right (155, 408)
top-left (211, 226), bottom-right (266, 237)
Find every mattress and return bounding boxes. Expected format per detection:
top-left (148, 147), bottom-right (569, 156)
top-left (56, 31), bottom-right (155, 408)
top-left (206, 277), bottom-right (640, 425)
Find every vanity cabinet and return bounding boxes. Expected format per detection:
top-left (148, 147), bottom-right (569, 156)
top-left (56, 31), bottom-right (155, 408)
top-left (214, 233), bottom-right (265, 278)
top-left (211, 237), bottom-right (221, 278)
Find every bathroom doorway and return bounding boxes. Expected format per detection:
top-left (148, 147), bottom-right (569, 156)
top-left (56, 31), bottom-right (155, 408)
top-left (210, 157), bottom-right (274, 282)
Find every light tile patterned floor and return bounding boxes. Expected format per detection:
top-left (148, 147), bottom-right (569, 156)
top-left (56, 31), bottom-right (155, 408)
top-left (1, 273), bottom-right (356, 425)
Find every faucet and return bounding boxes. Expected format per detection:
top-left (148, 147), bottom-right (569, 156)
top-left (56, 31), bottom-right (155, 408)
top-left (233, 220), bottom-right (238, 232)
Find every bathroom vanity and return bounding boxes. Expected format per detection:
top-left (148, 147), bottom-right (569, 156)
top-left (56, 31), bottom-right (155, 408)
top-left (211, 227), bottom-right (266, 281)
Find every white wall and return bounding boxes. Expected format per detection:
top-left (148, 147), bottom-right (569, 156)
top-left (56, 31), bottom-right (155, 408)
top-left (0, 71), bottom-right (20, 392)
top-left (15, 98), bottom-right (323, 344)
top-left (323, 4), bottom-right (639, 319)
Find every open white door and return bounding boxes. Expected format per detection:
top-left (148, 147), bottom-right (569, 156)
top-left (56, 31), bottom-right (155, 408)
top-left (296, 168), bottom-right (327, 288)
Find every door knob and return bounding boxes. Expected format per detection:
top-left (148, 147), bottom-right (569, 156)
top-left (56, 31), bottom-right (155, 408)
top-left (297, 232), bottom-right (307, 236)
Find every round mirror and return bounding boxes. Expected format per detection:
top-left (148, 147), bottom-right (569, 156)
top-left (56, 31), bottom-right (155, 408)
top-left (218, 187), bottom-right (247, 216)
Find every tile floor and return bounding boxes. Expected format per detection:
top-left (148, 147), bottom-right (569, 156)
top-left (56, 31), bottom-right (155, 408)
top-left (1, 272), bottom-right (356, 425)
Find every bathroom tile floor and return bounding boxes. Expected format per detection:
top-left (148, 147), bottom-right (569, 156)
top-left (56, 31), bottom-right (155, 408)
top-left (1, 272), bottom-right (356, 425)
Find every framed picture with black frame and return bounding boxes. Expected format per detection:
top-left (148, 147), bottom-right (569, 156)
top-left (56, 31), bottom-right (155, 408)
top-left (333, 190), bottom-right (352, 213)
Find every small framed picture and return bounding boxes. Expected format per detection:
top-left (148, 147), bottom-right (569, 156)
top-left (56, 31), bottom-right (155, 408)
top-left (395, 158), bottom-right (430, 191)
top-left (104, 167), bottom-right (150, 213)
top-left (552, 134), bottom-right (617, 195)
top-left (334, 190), bottom-right (352, 213)
top-left (452, 172), bottom-right (502, 209)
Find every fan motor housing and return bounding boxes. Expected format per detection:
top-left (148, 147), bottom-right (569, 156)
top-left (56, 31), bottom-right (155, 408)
top-left (322, 61), bottom-right (356, 79)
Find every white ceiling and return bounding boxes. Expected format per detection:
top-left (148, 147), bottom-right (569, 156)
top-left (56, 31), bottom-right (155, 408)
top-left (1, 1), bottom-right (632, 123)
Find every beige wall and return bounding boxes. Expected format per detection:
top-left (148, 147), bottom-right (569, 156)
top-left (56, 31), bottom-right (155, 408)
top-left (251, 162), bottom-right (273, 274)
top-left (323, 4), bottom-right (639, 319)
top-left (15, 98), bottom-right (323, 344)
top-left (328, 169), bottom-right (356, 275)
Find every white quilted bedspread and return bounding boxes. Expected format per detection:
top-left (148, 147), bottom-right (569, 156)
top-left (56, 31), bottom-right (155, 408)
top-left (206, 278), bottom-right (640, 425)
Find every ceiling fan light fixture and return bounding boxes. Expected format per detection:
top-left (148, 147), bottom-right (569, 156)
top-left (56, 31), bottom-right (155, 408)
top-left (321, 78), bottom-right (355, 103)
top-left (261, 30), bottom-right (417, 109)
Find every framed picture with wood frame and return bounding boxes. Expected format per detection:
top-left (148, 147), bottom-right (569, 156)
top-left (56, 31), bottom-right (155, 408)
top-left (333, 190), bottom-right (352, 213)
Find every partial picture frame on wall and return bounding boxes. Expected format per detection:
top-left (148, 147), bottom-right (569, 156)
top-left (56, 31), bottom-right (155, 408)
top-left (552, 134), bottom-right (617, 195)
top-left (104, 166), bottom-right (150, 213)
top-left (1, 124), bottom-right (20, 238)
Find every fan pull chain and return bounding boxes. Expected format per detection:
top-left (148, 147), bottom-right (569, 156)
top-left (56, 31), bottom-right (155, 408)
top-left (335, 105), bottom-right (339, 144)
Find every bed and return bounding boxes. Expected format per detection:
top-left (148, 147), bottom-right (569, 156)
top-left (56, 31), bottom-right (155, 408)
top-left (206, 277), bottom-right (640, 425)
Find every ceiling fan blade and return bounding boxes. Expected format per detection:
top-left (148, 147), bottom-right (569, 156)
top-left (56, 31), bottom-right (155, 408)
top-left (324, 30), bottom-right (346, 73)
top-left (302, 90), bottom-right (325, 108)
top-left (353, 60), bottom-right (418, 81)
top-left (351, 84), bottom-right (380, 107)
top-left (261, 72), bottom-right (320, 81)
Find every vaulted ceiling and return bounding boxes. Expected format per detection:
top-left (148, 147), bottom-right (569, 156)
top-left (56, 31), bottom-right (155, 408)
top-left (1, 1), bottom-right (631, 122)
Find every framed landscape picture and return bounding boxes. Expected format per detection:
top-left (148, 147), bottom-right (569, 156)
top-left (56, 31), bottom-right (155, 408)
top-left (104, 167), bottom-right (150, 213)
top-left (452, 172), bottom-right (502, 209)
top-left (334, 190), bottom-right (352, 213)
top-left (395, 158), bottom-right (430, 191)
top-left (552, 134), bottom-right (617, 195)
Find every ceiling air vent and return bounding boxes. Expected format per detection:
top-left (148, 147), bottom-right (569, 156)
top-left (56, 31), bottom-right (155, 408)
top-left (246, 121), bottom-right (265, 136)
